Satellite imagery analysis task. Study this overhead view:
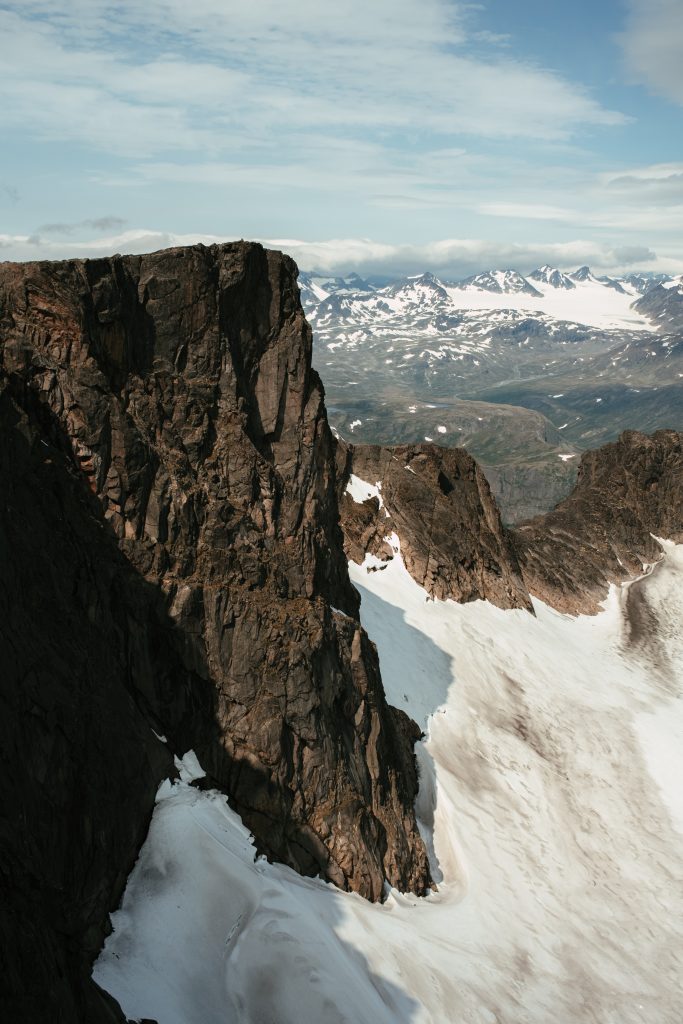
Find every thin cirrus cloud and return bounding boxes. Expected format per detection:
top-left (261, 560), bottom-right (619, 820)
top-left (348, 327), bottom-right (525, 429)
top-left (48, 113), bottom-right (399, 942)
top-left (36, 217), bottom-right (127, 236)
top-left (0, 0), bottom-right (626, 162)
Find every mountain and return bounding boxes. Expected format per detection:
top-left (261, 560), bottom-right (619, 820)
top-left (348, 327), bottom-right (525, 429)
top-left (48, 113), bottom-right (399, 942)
top-left (621, 272), bottom-right (673, 295)
top-left (300, 263), bottom-right (680, 522)
top-left (2, 243), bottom-right (682, 1024)
top-left (338, 429), bottom-right (682, 615)
top-left (0, 243), bottom-right (431, 1021)
top-left (598, 275), bottom-right (629, 294)
top-left (454, 268), bottom-right (543, 296)
top-left (528, 264), bottom-right (576, 289)
top-left (298, 270), bottom-right (376, 304)
top-left (569, 264), bottom-right (600, 284)
top-left (383, 271), bottom-right (450, 305)
top-left (633, 275), bottom-right (683, 332)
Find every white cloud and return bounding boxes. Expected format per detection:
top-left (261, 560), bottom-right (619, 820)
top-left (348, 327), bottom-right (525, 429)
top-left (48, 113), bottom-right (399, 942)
top-left (620, 0), bottom-right (683, 106)
top-left (0, 0), bottom-right (626, 167)
top-left (2, 228), bottom-right (679, 278)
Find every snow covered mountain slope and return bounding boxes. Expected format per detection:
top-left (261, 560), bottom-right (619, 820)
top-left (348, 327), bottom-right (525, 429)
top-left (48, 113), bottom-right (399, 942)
top-left (634, 276), bottom-right (683, 333)
top-left (307, 266), bottom-right (655, 336)
top-left (94, 540), bottom-right (683, 1024)
top-left (528, 264), bottom-right (576, 290)
top-left (443, 273), bottom-right (651, 331)
top-left (454, 269), bottom-right (542, 297)
top-left (305, 266), bottom-right (682, 522)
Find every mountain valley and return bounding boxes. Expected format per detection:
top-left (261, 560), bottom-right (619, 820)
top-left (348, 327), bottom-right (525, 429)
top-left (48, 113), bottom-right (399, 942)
top-left (303, 267), bottom-right (683, 521)
top-left (1, 243), bottom-right (682, 1024)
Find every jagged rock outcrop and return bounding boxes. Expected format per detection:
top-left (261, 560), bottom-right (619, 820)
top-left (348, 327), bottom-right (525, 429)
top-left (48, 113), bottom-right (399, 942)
top-left (512, 429), bottom-right (683, 614)
top-left (0, 243), bottom-right (431, 1022)
top-left (633, 278), bottom-right (683, 332)
top-left (337, 431), bottom-right (683, 618)
top-left (336, 441), bottom-right (532, 611)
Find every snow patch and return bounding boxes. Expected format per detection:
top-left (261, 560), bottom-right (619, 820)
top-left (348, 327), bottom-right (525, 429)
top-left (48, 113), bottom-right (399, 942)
top-left (94, 545), bottom-right (683, 1024)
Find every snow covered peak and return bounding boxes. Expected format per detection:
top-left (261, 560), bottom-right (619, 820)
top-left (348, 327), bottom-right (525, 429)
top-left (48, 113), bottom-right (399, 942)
top-left (456, 269), bottom-right (542, 296)
top-left (528, 266), bottom-right (576, 290)
top-left (570, 265), bottom-right (597, 283)
top-left (597, 275), bottom-right (628, 294)
top-left (386, 272), bottom-right (449, 302)
top-left (621, 272), bottom-right (673, 296)
top-left (343, 272), bottom-right (376, 293)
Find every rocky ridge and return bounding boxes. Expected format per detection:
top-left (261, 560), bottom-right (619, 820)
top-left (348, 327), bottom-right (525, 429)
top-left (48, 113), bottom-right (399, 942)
top-left (340, 431), bottom-right (682, 618)
top-left (337, 440), bottom-right (532, 611)
top-left (0, 243), bottom-right (431, 1021)
top-left (513, 429), bottom-right (683, 614)
top-left (1, 243), bottom-right (682, 1023)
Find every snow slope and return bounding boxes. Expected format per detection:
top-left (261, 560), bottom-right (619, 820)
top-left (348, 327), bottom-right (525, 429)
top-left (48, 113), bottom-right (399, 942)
top-left (94, 542), bottom-right (683, 1024)
top-left (444, 277), bottom-right (653, 331)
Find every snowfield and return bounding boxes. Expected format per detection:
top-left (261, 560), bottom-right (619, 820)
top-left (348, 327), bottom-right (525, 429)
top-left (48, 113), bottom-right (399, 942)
top-left (444, 278), bottom-right (653, 332)
top-left (94, 542), bottom-right (683, 1024)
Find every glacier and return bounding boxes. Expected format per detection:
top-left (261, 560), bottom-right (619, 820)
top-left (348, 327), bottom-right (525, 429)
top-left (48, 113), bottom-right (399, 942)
top-left (94, 542), bottom-right (683, 1023)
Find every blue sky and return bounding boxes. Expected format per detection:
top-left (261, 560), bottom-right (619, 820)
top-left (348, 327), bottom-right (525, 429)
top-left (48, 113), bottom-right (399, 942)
top-left (1, 0), bottom-right (682, 276)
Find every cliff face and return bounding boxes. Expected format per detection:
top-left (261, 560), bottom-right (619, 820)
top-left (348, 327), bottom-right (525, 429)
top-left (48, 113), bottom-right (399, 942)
top-left (0, 244), bottom-right (430, 1021)
top-left (512, 429), bottom-right (683, 614)
top-left (337, 441), bottom-right (532, 611)
top-left (2, 242), bottom-right (681, 1021)
top-left (338, 431), bottom-right (683, 618)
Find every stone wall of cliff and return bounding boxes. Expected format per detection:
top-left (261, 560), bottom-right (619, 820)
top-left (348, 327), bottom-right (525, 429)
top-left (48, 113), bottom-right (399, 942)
top-left (0, 243), bottom-right (431, 1021)
top-left (512, 429), bottom-right (683, 614)
top-left (337, 440), bottom-right (532, 611)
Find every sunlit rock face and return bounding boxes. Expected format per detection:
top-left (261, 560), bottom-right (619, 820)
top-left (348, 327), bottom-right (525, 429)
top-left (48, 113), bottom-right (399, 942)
top-left (0, 242), bottom-right (431, 1021)
top-left (513, 429), bottom-right (683, 613)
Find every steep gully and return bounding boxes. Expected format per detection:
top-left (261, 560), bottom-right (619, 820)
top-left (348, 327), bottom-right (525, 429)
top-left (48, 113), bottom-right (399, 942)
top-left (0, 243), bottom-right (681, 1021)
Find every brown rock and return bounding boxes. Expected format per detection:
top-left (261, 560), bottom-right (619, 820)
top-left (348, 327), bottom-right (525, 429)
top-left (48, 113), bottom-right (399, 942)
top-left (512, 429), bottom-right (683, 614)
top-left (0, 243), bottom-right (431, 1021)
top-left (337, 440), bottom-right (532, 611)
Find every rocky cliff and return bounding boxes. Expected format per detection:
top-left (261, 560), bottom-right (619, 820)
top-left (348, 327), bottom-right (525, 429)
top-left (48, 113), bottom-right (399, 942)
top-left (512, 429), bottom-right (683, 614)
top-left (0, 243), bottom-right (431, 1022)
top-left (337, 441), bottom-right (532, 611)
top-left (2, 242), bottom-right (682, 1023)
top-left (338, 431), bottom-right (683, 617)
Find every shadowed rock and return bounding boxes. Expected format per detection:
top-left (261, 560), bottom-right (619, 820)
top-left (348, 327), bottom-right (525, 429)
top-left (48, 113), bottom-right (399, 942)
top-left (512, 429), bottom-right (683, 614)
top-left (337, 440), bottom-right (532, 611)
top-left (0, 243), bottom-right (431, 1022)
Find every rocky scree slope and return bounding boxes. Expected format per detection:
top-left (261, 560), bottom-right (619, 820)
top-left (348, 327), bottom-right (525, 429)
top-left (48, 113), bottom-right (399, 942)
top-left (0, 243), bottom-right (431, 1022)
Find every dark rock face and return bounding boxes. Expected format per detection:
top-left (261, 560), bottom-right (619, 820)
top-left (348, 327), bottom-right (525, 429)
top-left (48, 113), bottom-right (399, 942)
top-left (512, 430), bottom-right (683, 614)
top-left (0, 384), bottom-right (175, 1023)
top-left (337, 431), bottom-right (683, 618)
top-left (337, 441), bottom-right (532, 611)
top-left (0, 243), bottom-right (431, 1021)
top-left (633, 280), bottom-right (683, 332)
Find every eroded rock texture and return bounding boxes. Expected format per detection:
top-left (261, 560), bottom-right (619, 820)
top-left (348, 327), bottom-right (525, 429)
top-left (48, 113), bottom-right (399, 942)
top-left (0, 243), bottom-right (430, 1021)
top-left (512, 430), bottom-right (683, 614)
top-left (337, 441), bottom-right (532, 611)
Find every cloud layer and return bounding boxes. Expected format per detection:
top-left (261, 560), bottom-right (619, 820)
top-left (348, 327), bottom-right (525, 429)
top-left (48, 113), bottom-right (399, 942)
top-left (1, 2), bottom-right (681, 272)
top-left (2, 228), bottom-right (678, 279)
top-left (0, 0), bottom-right (625, 159)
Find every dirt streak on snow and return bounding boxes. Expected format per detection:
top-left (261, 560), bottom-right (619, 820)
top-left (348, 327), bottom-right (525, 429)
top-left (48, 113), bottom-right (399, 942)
top-left (94, 544), bottom-right (683, 1024)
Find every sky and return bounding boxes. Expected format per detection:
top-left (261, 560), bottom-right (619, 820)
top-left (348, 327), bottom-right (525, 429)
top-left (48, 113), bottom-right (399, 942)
top-left (1, 0), bottom-right (682, 278)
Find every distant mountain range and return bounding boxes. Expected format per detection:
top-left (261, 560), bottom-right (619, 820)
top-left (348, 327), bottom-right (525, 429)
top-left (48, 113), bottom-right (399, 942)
top-left (299, 265), bottom-right (683, 522)
top-left (300, 264), bottom-right (673, 300)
